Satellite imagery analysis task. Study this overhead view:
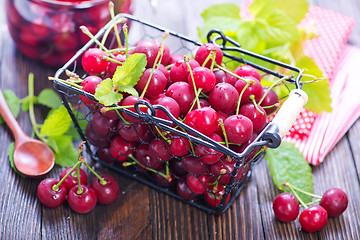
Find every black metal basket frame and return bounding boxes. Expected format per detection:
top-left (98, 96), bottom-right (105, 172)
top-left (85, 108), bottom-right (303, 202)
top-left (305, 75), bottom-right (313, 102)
top-left (53, 13), bottom-right (304, 215)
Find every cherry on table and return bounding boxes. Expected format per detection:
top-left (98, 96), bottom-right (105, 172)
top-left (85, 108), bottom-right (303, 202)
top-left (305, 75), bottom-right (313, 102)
top-left (299, 205), bottom-right (328, 232)
top-left (272, 192), bottom-right (299, 222)
top-left (37, 178), bottom-right (67, 208)
top-left (59, 167), bottom-right (88, 192)
top-left (68, 184), bottom-right (97, 214)
top-left (91, 174), bottom-right (119, 205)
top-left (320, 188), bottom-right (348, 217)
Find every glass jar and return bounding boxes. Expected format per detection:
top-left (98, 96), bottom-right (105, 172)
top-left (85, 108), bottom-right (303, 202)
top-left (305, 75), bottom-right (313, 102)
top-left (5, 0), bottom-right (132, 67)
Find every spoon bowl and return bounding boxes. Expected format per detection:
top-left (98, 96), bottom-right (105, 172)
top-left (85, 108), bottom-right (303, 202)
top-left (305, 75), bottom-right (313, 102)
top-left (0, 89), bottom-right (55, 177)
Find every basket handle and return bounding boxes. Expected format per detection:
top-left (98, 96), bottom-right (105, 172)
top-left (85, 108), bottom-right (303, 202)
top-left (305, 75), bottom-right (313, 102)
top-left (263, 89), bottom-right (308, 148)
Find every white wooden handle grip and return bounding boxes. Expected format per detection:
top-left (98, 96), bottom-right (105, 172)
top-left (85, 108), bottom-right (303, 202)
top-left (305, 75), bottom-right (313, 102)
top-left (271, 89), bottom-right (308, 138)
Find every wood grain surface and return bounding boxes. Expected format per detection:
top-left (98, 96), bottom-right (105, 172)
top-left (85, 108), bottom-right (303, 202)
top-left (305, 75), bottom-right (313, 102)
top-left (0, 0), bottom-right (359, 239)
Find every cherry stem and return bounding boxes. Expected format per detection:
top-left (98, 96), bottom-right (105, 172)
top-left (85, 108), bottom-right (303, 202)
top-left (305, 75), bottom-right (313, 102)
top-left (76, 164), bottom-right (84, 195)
top-left (303, 199), bottom-right (321, 207)
top-left (185, 58), bottom-right (201, 109)
top-left (187, 88), bottom-right (202, 114)
top-left (101, 18), bottom-right (126, 49)
top-left (27, 73), bottom-right (48, 144)
top-left (139, 44), bottom-right (164, 99)
top-left (83, 161), bottom-right (107, 185)
top-left (209, 49), bottom-right (216, 71)
top-left (283, 182), bottom-right (321, 199)
top-left (215, 64), bottom-right (250, 83)
top-left (106, 46), bottom-right (134, 54)
top-left (79, 26), bottom-right (115, 58)
top-left (109, 2), bottom-right (122, 49)
top-left (52, 161), bottom-right (82, 192)
top-left (48, 77), bottom-right (83, 90)
top-left (258, 75), bottom-right (292, 105)
top-left (123, 23), bottom-right (129, 59)
top-left (218, 118), bottom-right (229, 148)
top-left (235, 82), bottom-right (250, 115)
top-left (128, 154), bottom-right (169, 180)
top-left (100, 55), bottom-right (123, 65)
top-left (262, 103), bottom-right (280, 109)
top-left (250, 95), bottom-right (264, 115)
top-left (282, 182), bottom-right (309, 209)
top-left (154, 125), bottom-right (170, 143)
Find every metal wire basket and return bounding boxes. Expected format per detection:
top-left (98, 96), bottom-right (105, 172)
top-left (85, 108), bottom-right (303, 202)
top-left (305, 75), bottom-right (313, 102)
top-left (53, 13), bottom-right (307, 215)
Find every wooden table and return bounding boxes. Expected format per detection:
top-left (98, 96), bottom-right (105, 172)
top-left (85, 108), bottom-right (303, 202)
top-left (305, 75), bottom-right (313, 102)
top-left (1, 0), bottom-right (359, 239)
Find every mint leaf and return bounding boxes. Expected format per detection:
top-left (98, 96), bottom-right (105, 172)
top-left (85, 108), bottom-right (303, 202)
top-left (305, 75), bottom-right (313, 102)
top-left (296, 56), bottom-right (332, 113)
top-left (265, 141), bottom-right (314, 203)
top-left (38, 89), bottom-right (62, 109)
top-left (248, 0), bottom-right (275, 19)
top-left (118, 86), bottom-right (139, 97)
top-left (0, 90), bottom-right (20, 124)
top-left (52, 135), bottom-right (78, 167)
top-left (262, 9), bottom-right (300, 46)
top-left (8, 142), bottom-right (26, 177)
top-left (40, 105), bottom-right (72, 136)
top-left (275, 0), bottom-right (309, 24)
top-left (94, 78), bottom-right (123, 106)
top-left (198, 3), bottom-right (242, 41)
top-left (113, 53), bottom-right (147, 87)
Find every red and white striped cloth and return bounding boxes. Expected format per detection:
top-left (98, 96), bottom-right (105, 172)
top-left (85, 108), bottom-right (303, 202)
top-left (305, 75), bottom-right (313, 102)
top-left (283, 6), bottom-right (356, 165)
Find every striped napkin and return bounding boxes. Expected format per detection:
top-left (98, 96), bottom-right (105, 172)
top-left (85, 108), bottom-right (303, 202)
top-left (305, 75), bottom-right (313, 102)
top-left (283, 6), bottom-right (356, 165)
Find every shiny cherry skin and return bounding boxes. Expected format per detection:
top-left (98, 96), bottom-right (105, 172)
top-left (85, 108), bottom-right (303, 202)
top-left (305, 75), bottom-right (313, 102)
top-left (209, 82), bottom-right (239, 114)
top-left (299, 205), bottom-right (328, 232)
top-left (110, 135), bottom-right (135, 162)
top-left (81, 48), bottom-right (108, 75)
top-left (234, 78), bottom-right (263, 105)
top-left (239, 103), bottom-right (267, 133)
top-left (59, 167), bottom-right (88, 192)
top-left (135, 68), bottom-right (167, 98)
top-left (188, 66), bottom-right (216, 93)
top-left (195, 133), bottom-right (224, 165)
top-left (320, 188), bottom-right (348, 217)
top-left (195, 43), bottom-right (223, 68)
top-left (169, 58), bottom-right (200, 83)
top-left (223, 114), bottom-right (253, 144)
top-left (260, 88), bottom-right (279, 115)
top-left (184, 107), bottom-right (218, 136)
top-left (234, 65), bottom-right (262, 81)
top-left (91, 174), bottom-right (119, 205)
top-left (80, 75), bottom-right (102, 106)
top-left (68, 185), bottom-right (97, 214)
top-left (37, 178), bottom-right (67, 208)
top-left (272, 193), bottom-right (300, 222)
top-left (166, 81), bottom-right (196, 116)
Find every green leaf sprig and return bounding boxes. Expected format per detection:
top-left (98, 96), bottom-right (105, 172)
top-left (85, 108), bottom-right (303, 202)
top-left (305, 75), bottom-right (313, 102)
top-left (94, 53), bottom-right (147, 106)
top-left (2, 73), bottom-right (84, 175)
top-left (198, 0), bottom-right (332, 113)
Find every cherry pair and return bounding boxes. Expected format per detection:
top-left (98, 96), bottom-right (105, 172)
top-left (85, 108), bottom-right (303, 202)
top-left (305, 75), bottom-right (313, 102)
top-left (272, 182), bottom-right (348, 232)
top-left (37, 142), bottom-right (119, 214)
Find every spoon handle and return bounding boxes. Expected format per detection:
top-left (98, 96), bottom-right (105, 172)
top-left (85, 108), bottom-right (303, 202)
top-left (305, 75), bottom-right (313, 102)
top-left (0, 89), bottom-right (27, 145)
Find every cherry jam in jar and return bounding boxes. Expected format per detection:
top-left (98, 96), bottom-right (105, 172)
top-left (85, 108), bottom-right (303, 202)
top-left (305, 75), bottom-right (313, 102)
top-left (6, 0), bottom-right (132, 67)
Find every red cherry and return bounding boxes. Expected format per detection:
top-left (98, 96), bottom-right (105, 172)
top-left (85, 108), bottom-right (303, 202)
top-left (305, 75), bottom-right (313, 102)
top-left (195, 43), bottom-right (223, 68)
top-left (320, 188), bottom-right (348, 217)
top-left (37, 178), bottom-right (67, 208)
top-left (184, 107), bottom-right (218, 136)
top-left (59, 167), bottom-right (88, 192)
top-left (68, 185), bottom-right (97, 214)
top-left (224, 114), bottom-right (253, 144)
top-left (91, 174), bottom-right (119, 205)
top-left (234, 65), bottom-right (262, 81)
top-left (299, 205), bottom-right (328, 232)
top-left (81, 48), bottom-right (108, 75)
top-left (272, 193), bottom-right (299, 222)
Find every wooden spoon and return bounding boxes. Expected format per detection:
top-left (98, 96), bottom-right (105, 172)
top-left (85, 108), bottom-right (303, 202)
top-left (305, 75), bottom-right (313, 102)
top-left (0, 89), bottom-right (55, 177)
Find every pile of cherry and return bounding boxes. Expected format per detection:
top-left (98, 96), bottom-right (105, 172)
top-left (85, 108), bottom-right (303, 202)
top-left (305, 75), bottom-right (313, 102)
top-left (273, 183), bottom-right (348, 232)
top-left (78, 39), bottom-right (282, 208)
top-left (37, 142), bottom-right (119, 214)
